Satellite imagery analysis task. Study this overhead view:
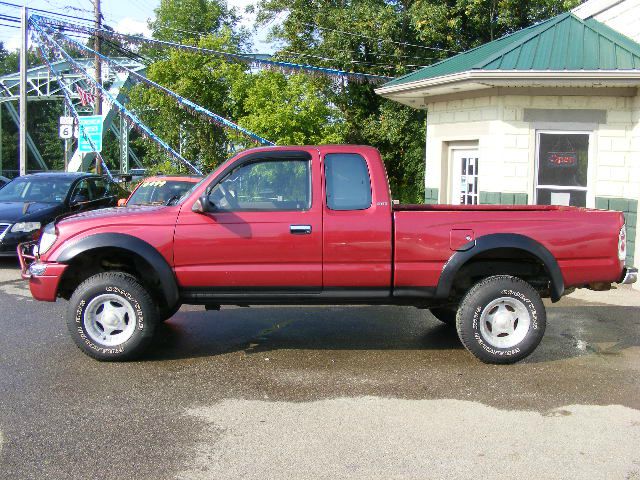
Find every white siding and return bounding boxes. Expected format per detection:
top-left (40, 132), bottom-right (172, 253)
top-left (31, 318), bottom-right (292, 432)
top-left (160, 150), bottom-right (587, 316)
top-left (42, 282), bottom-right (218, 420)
top-left (573, 0), bottom-right (640, 43)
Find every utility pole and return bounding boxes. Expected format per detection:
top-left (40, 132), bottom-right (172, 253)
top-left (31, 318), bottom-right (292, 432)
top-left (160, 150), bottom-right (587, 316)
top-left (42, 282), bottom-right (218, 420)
top-left (19, 4), bottom-right (27, 177)
top-left (93, 0), bottom-right (102, 174)
top-left (63, 103), bottom-right (70, 171)
top-left (119, 114), bottom-right (128, 175)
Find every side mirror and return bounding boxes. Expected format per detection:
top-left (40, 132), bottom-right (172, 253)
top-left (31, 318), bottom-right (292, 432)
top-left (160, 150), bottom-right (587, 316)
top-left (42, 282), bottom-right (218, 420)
top-left (117, 198), bottom-right (127, 207)
top-left (192, 195), bottom-right (213, 214)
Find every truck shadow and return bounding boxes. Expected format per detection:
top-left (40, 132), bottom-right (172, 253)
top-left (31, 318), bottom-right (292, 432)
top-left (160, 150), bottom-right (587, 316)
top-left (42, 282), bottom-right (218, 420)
top-left (146, 306), bottom-right (463, 360)
top-left (144, 305), bottom-right (640, 364)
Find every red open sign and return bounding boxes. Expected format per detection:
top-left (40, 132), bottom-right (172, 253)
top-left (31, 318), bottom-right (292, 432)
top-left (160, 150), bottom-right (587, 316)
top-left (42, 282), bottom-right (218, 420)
top-left (547, 151), bottom-right (577, 167)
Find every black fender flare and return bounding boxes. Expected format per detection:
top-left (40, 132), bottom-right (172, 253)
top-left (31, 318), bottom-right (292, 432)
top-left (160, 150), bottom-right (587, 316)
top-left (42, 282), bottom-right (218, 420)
top-left (435, 233), bottom-right (565, 302)
top-left (54, 233), bottom-right (179, 308)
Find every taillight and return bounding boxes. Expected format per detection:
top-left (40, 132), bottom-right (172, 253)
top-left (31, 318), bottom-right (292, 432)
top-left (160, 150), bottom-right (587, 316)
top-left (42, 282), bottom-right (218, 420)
top-left (618, 225), bottom-right (627, 263)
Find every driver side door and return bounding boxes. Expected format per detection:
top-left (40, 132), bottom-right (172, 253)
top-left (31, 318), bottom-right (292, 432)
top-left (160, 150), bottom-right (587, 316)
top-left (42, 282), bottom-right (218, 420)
top-left (173, 149), bottom-right (322, 293)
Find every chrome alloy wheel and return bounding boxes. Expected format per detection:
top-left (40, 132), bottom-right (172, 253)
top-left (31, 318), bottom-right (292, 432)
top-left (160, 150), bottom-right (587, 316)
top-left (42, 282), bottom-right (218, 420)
top-left (83, 293), bottom-right (137, 347)
top-left (478, 296), bottom-right (531, 349)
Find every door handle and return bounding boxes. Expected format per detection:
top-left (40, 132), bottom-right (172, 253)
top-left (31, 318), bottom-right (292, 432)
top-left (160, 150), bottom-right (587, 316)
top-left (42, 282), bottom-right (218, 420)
top-left (290, 225), bottom-right (312, 235)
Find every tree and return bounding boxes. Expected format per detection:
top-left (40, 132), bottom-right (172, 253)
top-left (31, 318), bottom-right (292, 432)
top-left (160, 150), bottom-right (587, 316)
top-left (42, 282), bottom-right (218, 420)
top-left (129, 0), bottom-right (348, 174)
top-left (253, 0), bottom-right (580, 202)
top-left (150, 0), bottom-right (240, 44)
top-left (231, 71), bottom-right (344, 146)
top-left (255, 0), bottom-right (430, 202)
top-left (409, 0), bottom-right (581, 52)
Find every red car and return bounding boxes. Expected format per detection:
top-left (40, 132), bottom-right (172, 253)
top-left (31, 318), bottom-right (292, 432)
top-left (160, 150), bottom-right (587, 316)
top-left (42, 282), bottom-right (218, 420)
top-left (118, 175), bottom-right (202, 207)
top-left (18, 145), bottom-right (636, 363)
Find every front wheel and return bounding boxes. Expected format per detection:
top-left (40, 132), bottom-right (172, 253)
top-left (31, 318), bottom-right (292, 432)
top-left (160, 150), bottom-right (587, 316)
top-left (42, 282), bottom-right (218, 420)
top-left (456, 275), bottom-right (546, 364)
top-left (66, 272), bottom-right (158, 361)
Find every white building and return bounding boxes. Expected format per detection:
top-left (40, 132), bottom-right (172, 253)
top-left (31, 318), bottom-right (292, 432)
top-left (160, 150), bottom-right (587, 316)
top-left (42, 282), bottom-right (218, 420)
top-left (376, 0), bottom-right (640, 270)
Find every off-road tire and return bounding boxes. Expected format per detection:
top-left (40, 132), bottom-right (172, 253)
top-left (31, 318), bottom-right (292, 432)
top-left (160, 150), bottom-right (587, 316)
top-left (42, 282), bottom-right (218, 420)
top-left (429, 307), bottom-right (457, 326)
top-left (456, 275), bottom-right (546, 364)
top-left (67, 272), bottom-right (158, 361)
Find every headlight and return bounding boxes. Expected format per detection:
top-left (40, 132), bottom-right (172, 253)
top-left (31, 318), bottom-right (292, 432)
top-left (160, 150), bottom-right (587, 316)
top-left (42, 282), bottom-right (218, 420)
top-left (11, 222), bottom-right (41, 233)
top-left (38, 223), bottom-right (58, 255)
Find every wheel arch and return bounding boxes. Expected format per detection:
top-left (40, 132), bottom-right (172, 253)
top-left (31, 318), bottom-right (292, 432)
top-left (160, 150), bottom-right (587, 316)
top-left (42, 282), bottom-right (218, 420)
top-left (435, 233), bottom-right (565, 302)
top-left (54, 233), bottom-right (179, 308)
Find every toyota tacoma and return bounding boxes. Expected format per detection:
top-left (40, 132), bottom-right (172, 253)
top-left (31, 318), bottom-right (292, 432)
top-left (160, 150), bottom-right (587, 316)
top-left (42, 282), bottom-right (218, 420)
top-left (18, 145), bottom-right (637, 363)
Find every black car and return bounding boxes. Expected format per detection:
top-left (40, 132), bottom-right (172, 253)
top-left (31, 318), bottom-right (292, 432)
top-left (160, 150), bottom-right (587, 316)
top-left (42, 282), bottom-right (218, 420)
top-left (0, 172), bottom-right (120, 256)
top-left (0, 176), bottom-right (10, 189)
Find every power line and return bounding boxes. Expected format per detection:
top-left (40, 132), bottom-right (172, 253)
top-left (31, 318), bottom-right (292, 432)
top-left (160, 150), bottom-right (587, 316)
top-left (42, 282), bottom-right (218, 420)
top-left (0, 0), bottom-right (94, 23)
top-left (152, 19), bottom-right (436, 64)
top-left (299, 21), bottom-right (458, 53)
top-left (57, 29), bottom-right (275, 146)
top-left (32, 27), bottom-right (113, 178)
top-left (35, 15), bottom-right (393, 82)
top-left (32, 20), bottom-right (202, 174)
top-left (279, 49), bottom-right (399, 71)
top-left (0, 13), bottom-right (19, 22)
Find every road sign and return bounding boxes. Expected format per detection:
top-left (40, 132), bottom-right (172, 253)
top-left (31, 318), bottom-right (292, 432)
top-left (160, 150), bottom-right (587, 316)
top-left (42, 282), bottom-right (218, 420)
top-left (59, 116), bottom-right (74, 139)
top-left (59, 124), bottom-right (73, 139)
top-left (77, 115), bottom-right (103, 153)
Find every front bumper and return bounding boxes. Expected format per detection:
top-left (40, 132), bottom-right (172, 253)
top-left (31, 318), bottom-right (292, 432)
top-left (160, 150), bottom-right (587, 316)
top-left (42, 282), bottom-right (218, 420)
top-left (620, 267), bottom-right (638, 285)
top-left (17, 241), bottom-right (67, 302)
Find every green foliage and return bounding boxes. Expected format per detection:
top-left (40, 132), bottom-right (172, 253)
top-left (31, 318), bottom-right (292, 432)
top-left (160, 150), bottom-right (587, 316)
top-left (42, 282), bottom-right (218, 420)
top-left (256, 0), bottom-right (430, 202)
top-left (150, 0), bottom-right (240, 43)
top-left (128, 31), bottom-right (248, 173)
top-left (254, 0), bottom-right (577, 202)
top-left (409, 0), bottom-right (582, 52)
top-left (232, 71), bottom-right (345, 145)
top-left (1, 0), bottom-right (579, 197)
top-left (129, 0), bottom-right (347, 175)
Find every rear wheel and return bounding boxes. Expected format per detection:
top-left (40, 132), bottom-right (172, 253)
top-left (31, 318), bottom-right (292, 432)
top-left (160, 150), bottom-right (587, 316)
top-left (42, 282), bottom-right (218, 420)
top-left (66, 272), bottom-right (158, 361)
top-left (429, 307), bottom-right (457, 326)
top-left (456, 275), bottom-right (546, 364)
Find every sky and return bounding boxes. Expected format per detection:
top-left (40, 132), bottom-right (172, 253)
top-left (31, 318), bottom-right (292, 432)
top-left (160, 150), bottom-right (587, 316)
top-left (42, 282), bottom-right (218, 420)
top-left (0, 0), bottom-right (277, 56)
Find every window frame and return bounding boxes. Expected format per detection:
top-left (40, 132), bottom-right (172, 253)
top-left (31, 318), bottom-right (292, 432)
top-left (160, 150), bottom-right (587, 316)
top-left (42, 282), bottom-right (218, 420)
top-left (534, 129), bottom-right (594, 208)
top-left (206, 156), bottom-right (313, 213)
top-left (323, 152), bottom-right (373, 212)
top-left (69, 178), bottom-right (93, 203)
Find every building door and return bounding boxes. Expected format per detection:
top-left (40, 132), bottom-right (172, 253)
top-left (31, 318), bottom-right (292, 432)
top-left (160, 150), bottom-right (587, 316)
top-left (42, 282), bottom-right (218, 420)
top-left (535, 131), bottom-right (590, 207)
top-left (451, 149), bottom-right (479, 205)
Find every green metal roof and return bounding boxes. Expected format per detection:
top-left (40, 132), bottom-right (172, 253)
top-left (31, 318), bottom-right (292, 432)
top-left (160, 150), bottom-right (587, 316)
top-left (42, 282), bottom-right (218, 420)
top-left (383, 12), bottom-right (640, 88)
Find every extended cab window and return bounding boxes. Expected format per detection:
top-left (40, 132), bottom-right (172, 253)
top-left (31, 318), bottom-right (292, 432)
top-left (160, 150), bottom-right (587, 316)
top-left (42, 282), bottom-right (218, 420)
top-left (210, 159), bottom-right (310, 211)
top-left (325, 153), bottom-right (372, 210)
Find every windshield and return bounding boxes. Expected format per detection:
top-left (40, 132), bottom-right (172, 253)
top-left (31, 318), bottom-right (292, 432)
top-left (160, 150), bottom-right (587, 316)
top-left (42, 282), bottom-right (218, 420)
top-left (128, 180), bottom-right (198, 206)
top-left (0, 177), bottom-right (74, 203)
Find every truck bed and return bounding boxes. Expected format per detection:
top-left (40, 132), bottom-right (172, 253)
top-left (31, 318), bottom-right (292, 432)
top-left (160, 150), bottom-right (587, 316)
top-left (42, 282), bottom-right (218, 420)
top-left (392, 204), bottom-right (622, 292)
top-left (394, 204), bottom-right (574, 212)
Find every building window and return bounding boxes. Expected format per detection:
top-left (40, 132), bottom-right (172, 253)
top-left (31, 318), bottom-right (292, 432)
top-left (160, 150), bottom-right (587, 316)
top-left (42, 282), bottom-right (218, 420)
top-left (535, 131), bottom-right (589, 207)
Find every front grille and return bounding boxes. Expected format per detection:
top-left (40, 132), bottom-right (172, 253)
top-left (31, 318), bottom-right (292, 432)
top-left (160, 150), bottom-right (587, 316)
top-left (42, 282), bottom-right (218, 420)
top-left (0, 223), bottom-right (11, 242)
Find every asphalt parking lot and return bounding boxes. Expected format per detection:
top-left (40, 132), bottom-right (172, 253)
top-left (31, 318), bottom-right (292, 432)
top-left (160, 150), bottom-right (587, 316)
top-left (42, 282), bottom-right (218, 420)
top-left (0, 257), bottom-right (639, 480)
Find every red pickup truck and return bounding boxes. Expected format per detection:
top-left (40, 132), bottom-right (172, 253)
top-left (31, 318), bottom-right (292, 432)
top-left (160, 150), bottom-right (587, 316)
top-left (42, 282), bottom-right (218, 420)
top-left (18, 145), bottom-right (636, 364)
